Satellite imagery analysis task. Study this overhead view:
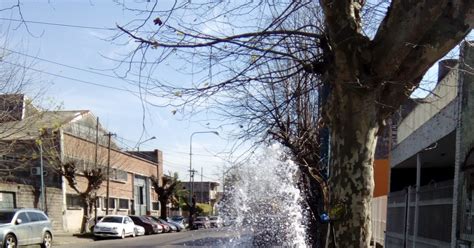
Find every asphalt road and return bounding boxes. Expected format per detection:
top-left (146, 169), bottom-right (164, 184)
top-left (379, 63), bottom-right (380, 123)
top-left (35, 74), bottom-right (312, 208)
top-left (56, 228), bottom-right (254, 248)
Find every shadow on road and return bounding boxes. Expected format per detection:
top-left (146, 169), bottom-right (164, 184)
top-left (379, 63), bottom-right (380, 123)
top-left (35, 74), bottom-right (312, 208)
top-left (174, 234), bottom-right (254, 247)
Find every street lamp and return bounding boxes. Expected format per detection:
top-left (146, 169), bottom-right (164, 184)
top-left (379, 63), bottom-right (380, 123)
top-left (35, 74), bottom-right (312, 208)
top-left (189, 131), bottom-right (219, 226)
top-left (137, 136), bottom-right (156, 151)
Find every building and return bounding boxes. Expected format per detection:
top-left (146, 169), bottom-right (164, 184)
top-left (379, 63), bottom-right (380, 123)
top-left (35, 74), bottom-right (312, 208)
top-left (183, 181), bottom-right (220, 206)
top-left (0, 95), bottom-right (163, 232)
top-left (385, 41), bottom-right (474, 247)
top-left (372, 125), bottom-right (391, 247)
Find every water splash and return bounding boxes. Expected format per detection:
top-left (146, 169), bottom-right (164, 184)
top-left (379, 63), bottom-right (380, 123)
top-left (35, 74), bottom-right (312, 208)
top-left (218, 144), bottom-right (308, 247)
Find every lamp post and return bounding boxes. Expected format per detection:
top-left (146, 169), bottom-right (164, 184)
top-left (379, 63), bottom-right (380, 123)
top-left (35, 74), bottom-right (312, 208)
top-left (137, 136), bottom-right (156, 151)
top-left (189, 131), bottom-right (219, 227)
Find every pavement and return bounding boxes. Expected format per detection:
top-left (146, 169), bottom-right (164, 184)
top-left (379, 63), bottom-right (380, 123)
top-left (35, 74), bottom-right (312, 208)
top-left (53, 232), bottom-right (96, 246)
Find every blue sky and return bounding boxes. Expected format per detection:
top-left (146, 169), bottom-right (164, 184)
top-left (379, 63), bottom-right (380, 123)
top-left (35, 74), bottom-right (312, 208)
top-left (0, 0), bottom-right (236, 183)
top-left (0, 0), bottom-right (470, 184)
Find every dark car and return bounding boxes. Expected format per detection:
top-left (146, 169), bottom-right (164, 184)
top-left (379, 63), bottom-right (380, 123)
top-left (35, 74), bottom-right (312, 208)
top-left (129, 216), bottom-right (160, 235)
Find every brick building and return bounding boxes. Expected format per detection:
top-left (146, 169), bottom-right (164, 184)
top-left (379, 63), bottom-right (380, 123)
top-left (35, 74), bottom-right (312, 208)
top-left (0, 95), bottom-right (163, 232)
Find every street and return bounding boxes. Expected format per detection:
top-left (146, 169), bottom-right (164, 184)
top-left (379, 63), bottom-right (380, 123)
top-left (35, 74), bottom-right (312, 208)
top-left (56, 228), bottom-right (254, 248)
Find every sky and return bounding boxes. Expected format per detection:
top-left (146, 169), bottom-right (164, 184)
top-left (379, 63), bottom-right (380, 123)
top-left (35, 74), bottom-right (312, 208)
top-left (0, 0), bottom-right (239, 184)
top-left (0, 0), bottom-right (470, 185)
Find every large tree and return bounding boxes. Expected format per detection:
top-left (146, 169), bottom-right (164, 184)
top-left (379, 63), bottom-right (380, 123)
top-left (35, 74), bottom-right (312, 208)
top-left (150, 173), bottom-right (184, 219)
top-left (116, 0), bottom-right (474, 246)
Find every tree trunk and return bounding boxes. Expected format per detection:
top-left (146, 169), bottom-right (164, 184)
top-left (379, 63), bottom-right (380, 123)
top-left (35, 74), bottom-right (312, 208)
top-left (327, 89), bottom-right (379, 248)
top-left (159, 198), bottom-right (168, 219)
top-left (299, 166), bottom-right (328, 248)
top-left (80, 201), bottom-right (90, 234)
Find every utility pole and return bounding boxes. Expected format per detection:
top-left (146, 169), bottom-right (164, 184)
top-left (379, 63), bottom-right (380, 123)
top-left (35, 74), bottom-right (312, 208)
top-left (39, 141), bottom-right (45, 211)
top-left (94, 117), bottom-right (99, 223)
top-left (104, 132), bottom-right (116, 215)
top-left (201, 167), bottom-right (203, 203)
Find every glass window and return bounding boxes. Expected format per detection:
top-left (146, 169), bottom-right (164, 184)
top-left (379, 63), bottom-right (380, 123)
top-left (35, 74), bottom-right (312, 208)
top-left (103, 197), bottom-right (116, 209)
top-left (28, 212), bottom-right (47, 222)
top-left (101, 216), bottom-right (123, 223)
top-left (17, 212), bottom-right (30, 223)
top-left (0, 211), bottom-right (15, 223)
top-left (152, 202), bottom-right (159, 210)
top-left (28, 212), bottom-right (40, 222)
top-left (119, 199), bottom-right (128, 209)
top-left (66, 194), bottom-right (83, 208)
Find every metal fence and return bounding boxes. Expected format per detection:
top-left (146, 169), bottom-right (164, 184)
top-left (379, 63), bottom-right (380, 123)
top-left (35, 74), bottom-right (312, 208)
top-left (386, 180), bottom-right (453, 248)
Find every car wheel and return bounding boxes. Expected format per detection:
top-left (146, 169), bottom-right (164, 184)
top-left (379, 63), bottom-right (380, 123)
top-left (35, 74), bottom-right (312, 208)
top-left (4, 233), bottom-right (17, 248)
top-left (40, 232), bottom-right (52, 248)
top-left (121, 229), bottom-right (125, 239)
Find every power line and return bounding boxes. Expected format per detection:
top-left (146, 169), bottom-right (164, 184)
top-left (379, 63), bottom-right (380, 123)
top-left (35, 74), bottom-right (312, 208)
top-left (0, 17), bottom-right (117, 31)
top-left (3, 48), bottom-right (140, 86)
top-left (2, 60), bottom-right (139, 94)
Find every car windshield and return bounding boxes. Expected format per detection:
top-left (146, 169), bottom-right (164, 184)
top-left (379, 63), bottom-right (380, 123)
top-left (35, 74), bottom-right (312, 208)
top-left (196, 217), bottom-right (207, 221)
top-left (209, 217), bottom-right (218, 220)
top-left (0, 212), bottom-right (15, 224)
top-left (101, 216), bottom-right (123, 223)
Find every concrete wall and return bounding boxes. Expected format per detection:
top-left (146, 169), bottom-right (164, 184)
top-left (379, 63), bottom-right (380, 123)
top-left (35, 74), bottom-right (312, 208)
top-left (0, 183), bottom-right (64, 231)
top-left (397, 70), bottom-right (458, 144)
top-left (391, 101), bottom-right (457, 167)
top-left (372, 196), bottom-right (387, 246)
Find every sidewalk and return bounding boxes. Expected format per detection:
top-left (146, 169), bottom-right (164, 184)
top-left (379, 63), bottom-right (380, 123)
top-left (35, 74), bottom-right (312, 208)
top-left (53, 232), bottom-right (96, 246)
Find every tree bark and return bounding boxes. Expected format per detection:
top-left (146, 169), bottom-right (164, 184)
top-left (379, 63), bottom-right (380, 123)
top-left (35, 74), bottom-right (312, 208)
top-left (327, 89), bottom-right (378, 248)
top-left (299, 166), bottom-right (328, 248)
top-left (80, 200), bottom-right (91, 234)
top-left (159, 198), bottom-right (167, 219)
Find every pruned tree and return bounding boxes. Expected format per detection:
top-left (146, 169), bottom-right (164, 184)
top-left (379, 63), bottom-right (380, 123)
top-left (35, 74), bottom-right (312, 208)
top-left (115, 0), bottom-right (474, 246)
top-left (37, 128), bottom-right (106, 234)
top-left (150, 172), bottom-right (184, 219)
top-left (38, 118), bottom-right (127, 234)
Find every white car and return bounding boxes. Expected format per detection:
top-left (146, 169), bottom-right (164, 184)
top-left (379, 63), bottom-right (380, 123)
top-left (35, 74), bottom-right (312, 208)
top-left (134, 225), bottom-right (145, 236)
top-left (93, 215), bottom-right (136, 239)
top-left (193, 216), bottom-right (210, 229)
top-left (209, 216), bottom-right (223, 228)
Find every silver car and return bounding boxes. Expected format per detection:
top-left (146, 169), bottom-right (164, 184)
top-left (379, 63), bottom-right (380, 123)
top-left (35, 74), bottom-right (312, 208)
top-left (0, 209), bottom-right (53, 248)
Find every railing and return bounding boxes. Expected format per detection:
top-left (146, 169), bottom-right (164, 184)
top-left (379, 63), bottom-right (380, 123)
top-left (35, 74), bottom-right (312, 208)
top-left (385, 180), bottom-right (453, 248)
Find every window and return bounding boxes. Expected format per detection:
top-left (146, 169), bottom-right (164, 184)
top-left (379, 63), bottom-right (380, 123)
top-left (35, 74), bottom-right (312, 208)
top-left (138, 186), bottom-right (144, 205)
top-left (95, 197), bottom-right (101, 208)
top-left (116, 170), bottom-right (128, 181)
top-left (28, 212), bottom-right (47, 222)
top-left (17, 212), bottom-right (30, 223)
top-left (152, 202), bottom-right (160, 211)
top-left (66, 194), bottom-right (83, 208)
top-left (118, 199), bottom-right (129, 209)
top-left (109, 168), bottom-right (128, 182)
top-left (103, 197), bottom-right (116, 209)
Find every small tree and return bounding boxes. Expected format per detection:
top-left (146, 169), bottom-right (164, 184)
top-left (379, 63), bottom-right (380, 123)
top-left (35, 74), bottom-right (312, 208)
top-left (38, 128), bottom-right (107, 233)
top-left (151, 173), bottom-right (183, 219)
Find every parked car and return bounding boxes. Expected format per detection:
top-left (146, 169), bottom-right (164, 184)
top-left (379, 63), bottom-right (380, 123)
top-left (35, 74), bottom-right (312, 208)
top-left (166, 218), bottom-right (185, 231)
top-left (148, 216), bottom-right (179, 232)
top-left (0, 208), bottom-right (53, 248)
top-left (170, 216), bottom-right (188, 228)
top-left (209, 216), bottom-right (223, 228)
top-left (193, 216), bottom-right (210, 229)
top-left (143, 216), bottom-right (173, 233)
top-left (88, 216), bottom-right (104, 232)
top-left (134, 225), bottom-right (145, 236)
top-left (93, 215), bottom-right (135, 239)
top-left (129, 216), bottom-right (161, 234)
